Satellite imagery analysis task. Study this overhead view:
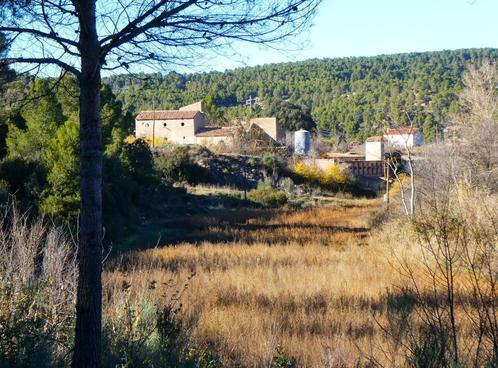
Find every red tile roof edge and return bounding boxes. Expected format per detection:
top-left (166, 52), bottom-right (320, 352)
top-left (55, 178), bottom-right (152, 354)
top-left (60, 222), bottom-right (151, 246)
top-left (136, 110), bottom-right (200, 120)
top-left (385, 128), bottom-right (420, 135)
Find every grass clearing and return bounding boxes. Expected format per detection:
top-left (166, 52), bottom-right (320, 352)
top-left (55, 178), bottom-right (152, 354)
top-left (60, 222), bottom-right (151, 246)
top-left (105, 199), bottom-right (403, 366)
top-left (105, 196), bottom-right (489, 366)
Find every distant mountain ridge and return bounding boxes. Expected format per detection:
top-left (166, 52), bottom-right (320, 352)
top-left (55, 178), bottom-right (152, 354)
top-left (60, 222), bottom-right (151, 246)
top-left (104, 48), bottom-right (498, 142)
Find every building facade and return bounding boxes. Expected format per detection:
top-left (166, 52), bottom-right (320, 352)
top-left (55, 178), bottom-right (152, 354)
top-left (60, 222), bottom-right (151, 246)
top-left (365, 136), bottom-right (385, 161)
top-left (135, 101), bottom-right (283, 148)
top-left (384, 128), bottom-right (424, 148)
top-left (135, 110), bottom-right (206, 145)
top-left (249, 117), bottom-right (285, 143)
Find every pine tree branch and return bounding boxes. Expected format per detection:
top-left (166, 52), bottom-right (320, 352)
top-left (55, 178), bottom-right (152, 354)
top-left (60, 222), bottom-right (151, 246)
top-left (0, 27), bottom-right (78, 47)
top-left (1, 57), bottom-right (80, 76)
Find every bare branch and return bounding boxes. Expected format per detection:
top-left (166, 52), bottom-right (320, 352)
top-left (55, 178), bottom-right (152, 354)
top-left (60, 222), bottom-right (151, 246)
top-left (2, 57), bottom-right (80, 76)
top-left (0, 26), bottom-right (78, 47)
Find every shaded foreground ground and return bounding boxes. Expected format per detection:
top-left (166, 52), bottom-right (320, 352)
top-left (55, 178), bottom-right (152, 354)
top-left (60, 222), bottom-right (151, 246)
top-left (106, 198), bottom-right (405, 367)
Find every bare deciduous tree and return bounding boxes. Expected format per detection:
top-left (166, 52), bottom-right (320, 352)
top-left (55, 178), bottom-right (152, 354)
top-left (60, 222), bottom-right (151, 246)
top-left (376, 62), bottom-right (498, 368)
top-left (451, 61), bottom-right (498, 191)
top-left (0, 1), bottom-right (321, 366)
top-left (384, 116), bottom-right (418, 219)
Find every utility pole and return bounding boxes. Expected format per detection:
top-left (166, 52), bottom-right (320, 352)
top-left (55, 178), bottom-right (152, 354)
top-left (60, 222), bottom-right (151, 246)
top-left (435, 120), bottom-right (439, 144)
top-left (152, 99), bottom-right (156, 148)
top-left (384, 158), bottom-right (390, 210)
top-left (243, 145), bottom-right (247, 201)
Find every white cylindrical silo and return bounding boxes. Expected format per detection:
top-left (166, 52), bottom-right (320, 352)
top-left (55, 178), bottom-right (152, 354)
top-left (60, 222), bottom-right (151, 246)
top-left (294, 129), bottom-right (311, 156)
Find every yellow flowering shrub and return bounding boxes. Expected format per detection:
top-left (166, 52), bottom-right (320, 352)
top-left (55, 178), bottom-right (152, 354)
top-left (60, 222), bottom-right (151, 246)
top-left (293, 162), bottom-right (322, 183)
top-left (321, 164), bottom-right (348, 187)
top-left (294, 161), bottom-right (349, 190)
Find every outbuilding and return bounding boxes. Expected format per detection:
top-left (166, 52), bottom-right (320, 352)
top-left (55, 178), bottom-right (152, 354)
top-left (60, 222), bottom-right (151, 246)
top-left (384, 128), bottom-right (424, 148)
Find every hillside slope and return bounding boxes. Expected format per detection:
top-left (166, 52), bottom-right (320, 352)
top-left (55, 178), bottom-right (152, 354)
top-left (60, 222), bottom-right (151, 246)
top-left (105, 48), bottom-right (498, 142)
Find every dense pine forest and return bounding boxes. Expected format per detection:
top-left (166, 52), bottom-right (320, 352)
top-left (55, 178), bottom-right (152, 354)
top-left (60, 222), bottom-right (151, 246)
top-left (105, 48), bottom-right (498, 142)
top-left (0, 48), bottom-right (497, 238)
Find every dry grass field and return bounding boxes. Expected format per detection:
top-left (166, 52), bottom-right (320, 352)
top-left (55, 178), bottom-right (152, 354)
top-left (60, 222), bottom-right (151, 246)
top-left (104, 197), bottom-right (489, 367)
top-left (105, 198), bottom-right (400, 366)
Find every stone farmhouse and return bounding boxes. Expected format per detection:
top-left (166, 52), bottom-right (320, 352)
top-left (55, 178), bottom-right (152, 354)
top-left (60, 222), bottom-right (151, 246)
top-left (135, 101), bottom-right (283, 147)
top-left (383, 127), bottom-right (424, 148)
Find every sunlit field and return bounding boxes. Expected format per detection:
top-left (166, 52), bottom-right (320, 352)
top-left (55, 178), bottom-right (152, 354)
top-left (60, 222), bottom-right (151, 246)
top-left (104, 198), bottom-right (485, 367)
top-left (105, 199), bottom-right (390, 366)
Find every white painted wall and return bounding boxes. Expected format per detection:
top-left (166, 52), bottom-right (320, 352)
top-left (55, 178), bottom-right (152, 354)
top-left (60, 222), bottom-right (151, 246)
top-left (384, 131), bottom-right (424, 148)
top-left (365, 141), bottom-right (384, 161)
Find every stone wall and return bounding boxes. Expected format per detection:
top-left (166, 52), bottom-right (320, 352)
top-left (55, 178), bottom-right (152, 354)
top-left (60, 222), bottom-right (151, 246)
top-left (136, 117), bottom-right (200, 144)
top-left (250, 117), bottom-right (284, 142)
top-left (196, 135), bottom-right (232, 147)
top-left (346, 160), bottom-right (384, 177)
top-left (179, 101), bottom-right (205, 112)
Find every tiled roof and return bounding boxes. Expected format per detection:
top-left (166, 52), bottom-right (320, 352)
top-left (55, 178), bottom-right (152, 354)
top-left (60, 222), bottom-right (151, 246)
top-left (385, 128), bottom-right (420, 135)
top-left (195, 127), bottom-right (232, 137)
top-left (136, 110), bottom-right (200, 120)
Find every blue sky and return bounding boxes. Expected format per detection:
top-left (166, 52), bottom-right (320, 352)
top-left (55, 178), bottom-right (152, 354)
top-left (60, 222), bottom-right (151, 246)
top-left (205, 0), bottom-right (498, 72)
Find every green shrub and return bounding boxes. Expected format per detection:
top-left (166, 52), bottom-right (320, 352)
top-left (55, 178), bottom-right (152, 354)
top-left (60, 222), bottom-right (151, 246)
top-left (278, 177), bottom-right (295, 194)
top-left (248, 181), bottom-right (287, 207)
top-left (184, 347), bottom-right (223, 368)
top-left (287, 196), bottom-right (314, 209)
top-left (271, 345), bottom-right (297, 368)
top-left (120, 138), bottom-right (155, 182)
top-left (261, 153), bottom-right (280, 174)
top-left (155, 145), bottom-right (208, 185)
top-left (102, 275), bottom-right (200, 368)
top-left (102, 290), bottom-right (160, 368)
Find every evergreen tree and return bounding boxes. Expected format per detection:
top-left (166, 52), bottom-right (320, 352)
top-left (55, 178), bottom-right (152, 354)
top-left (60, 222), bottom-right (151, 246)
top-left (41, 120), bottom-right (80, 217)
top-left (268, 99), bottom-right (316, 131)
top-left (423, 114), bottom-right (437, 142)
top-left (6, 79), bottom-right (65, 161)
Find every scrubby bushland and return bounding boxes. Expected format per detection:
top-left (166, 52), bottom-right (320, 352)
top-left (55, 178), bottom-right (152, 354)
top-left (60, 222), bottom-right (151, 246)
top-left (154, 144), bottom-right (285, 191)
top-left (154, 145), bottom-right (210, 185)
top-left (0, 76), bottom-right (168, 245)
top-left (0, 204), bottom-right (231, 367)
top-left (247, 180), bottom-right (287, 208)
top-left (0, 205), bottom-right (77, 367)
top-left (366, 62), bottom-right (498, 368)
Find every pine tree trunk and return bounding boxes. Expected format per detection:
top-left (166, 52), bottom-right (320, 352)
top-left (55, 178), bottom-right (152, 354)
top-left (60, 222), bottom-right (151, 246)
top-left (72, 0), bottom-right (103, 366)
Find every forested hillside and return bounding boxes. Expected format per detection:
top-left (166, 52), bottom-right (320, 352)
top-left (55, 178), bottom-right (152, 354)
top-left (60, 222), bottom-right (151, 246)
top-left (105, 48), bottom-right (498, 142)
